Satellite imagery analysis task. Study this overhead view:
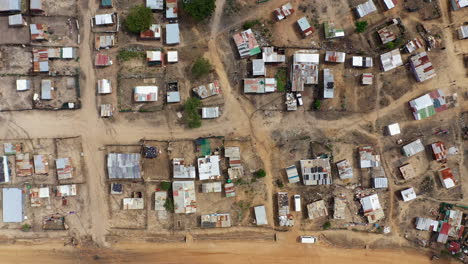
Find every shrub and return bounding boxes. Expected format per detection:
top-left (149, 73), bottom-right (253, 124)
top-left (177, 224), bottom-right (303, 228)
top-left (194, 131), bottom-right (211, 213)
top-left (254, 169), bottom-right (266, 178)
top-left (275, 68), bottom-right (287, 92)
top-left (276, 179), bottom-right (284, 188)
top-left (191, 57), bottom-right (212, 79)
top-left (160, 181), bottom-right (171, 191)
top-left (183, 0), bottom-right (216, 21)
top-left (355, 21), bottom-right (368, 33)
top-left (164, 197), bottom-right (174, 212)
top-left (124, 5), bottom-right (153, 34)
top-left (21, 224), bottom-right (31, 232)
top-left (243, 19), bottom-right (261, 30)
top-left (313, 99), bottom-right (322, 110)
top-left (183, 97), bottom-right (202, 128)
top-left (322, 221), bottom-right (331, 230)
top-left (385, 41), bottom-right (395, 50)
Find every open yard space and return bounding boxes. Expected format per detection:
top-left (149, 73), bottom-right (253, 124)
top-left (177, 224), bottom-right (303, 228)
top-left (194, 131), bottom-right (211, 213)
top-left (0, 46), bottom-right (32, 75)
top-left (30, 17), bottom-right (79, 47)
top-left (0, 76), bottom-right (34, 111)
top-left (32, 76), bottom-right (80, 110)
top-left (118, 77), bottom-right (165, 112)
top-left (0, 17), bottom-right (29, 44)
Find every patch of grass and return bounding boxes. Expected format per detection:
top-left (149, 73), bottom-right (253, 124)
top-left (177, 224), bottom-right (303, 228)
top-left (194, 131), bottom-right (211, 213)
top-left (275, 68), bottom-right (287, 92)
top-left (118, 50), bottom-right (145, 62)
top-left (355, 21), bottom-right (368, 33)
top-left (191, 57), bottom-right (212, 79)
top-left (183, 97), bottom-right (202, 128)
top-left (243, 19), bottom-right (261, 30)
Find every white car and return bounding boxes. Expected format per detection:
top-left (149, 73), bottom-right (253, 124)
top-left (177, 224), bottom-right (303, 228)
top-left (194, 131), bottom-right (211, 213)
top-left (294, 194), bottom-right (301, 212)
top-left (300, 236), bottom-right (317, 244)
top-left (296, 93), bottom-right (303, 106)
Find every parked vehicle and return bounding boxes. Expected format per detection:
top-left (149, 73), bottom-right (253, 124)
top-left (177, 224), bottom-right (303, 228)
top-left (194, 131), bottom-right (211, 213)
top-left (294, 194), bottom-right (301, 212)
top-left (300, 236), bottom-right (317, 243)
top-left (296, 93), bottom-right (303, 106)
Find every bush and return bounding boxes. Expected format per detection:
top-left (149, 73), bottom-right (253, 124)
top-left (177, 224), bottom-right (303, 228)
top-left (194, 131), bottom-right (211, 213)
top-left (124, 5), bottom-right (153, 34)
top-left (385, 41), bottom-right (395, 50)
top-left (322, 221), bottom-right (331, 230)
top-left (21, 224), bottom-right (31, 232)
top-left (191, 57), bottom-right (212, 79)
top-left (183, 0), bottom-right (216, 21)
top-left (164, 197), bottom-right (174, 212)
top-left (276, 179), bottom-right (284, 188)
top-left (355, 21), bottom-right (368, 33)
top-left (313, 99), bottom-right (322, 110)
top-left (243, 19), bottom-right (261, 30)
top-left (254, 169), bottom-right (266, 178)
top-left (183, 97), bottom-right (202, 128)
top-left (160, 181), bottom-right (171, 191)
top-left (275, 68), bottom-right (287, 92)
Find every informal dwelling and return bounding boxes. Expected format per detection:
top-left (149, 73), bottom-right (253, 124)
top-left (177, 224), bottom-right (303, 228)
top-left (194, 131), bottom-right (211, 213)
top-left (2, 188), bottom-right (23, 223)
top-left (134, 86), bottom-right (158, 102)
top-left (165, 23), bottom-right (180, 45)
top-left (323, 69), bottom-right (334, 98)
top-left (409, 52), bottom-right (436, 82)
top-left (244, 78), bottom-right (277, 94)
top-left (297, 17), bottom-right (314, 37)
top-left (291, 50), bottom-right (319, 91)
top-left (197, 155), bottom-right (221, 180)
top-left (107, 153), bottom-right (141, 179)
top-left (360, 194), bottom-right (384, 223)
top-left (380, 49), bottom-right (403, 72)
top-left (300, 158), bottom-right (332, 185)
top-left (402, 139), bottom-right (425, 157)
top-left (233, 29), bottom-right (261, 58)
top-left (173, 181), bottom-right (196, 214)
top-left (409, 90), bottom-right (447, 120)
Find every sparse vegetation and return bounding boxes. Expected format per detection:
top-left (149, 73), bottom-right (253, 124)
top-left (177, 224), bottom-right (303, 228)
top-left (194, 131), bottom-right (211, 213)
top-left (191, 57), bottom-right (212, 79)
top-left (160, 181), bottom-right (171, 191)
top-left (233, 200), bottom-right (251, 221)
top-left (254, 169), bottom-right (266, 178)
top-left (276, 179), bottom-right (284, 188)
top-left (421, 176), bottom-right (435, 193)
top-left (21, 224), bottom-right (31, 232)
top-left (118, 50), bottom-right (145, 62)
top-left (275, 68), bottom-right (287, 92)
top-left (183, 0), bottom-right (216, 21)
top-left (124, 5), bottom-right (152, 34)
top-left (322, 221), bottom-right (331, 230)
top-left (355, 21), bottom-right (368, 33)
top-left (385, 41), bottom-right (395, 50)
top-left (243, 19), bottom-right (261, 30)
top-left (313, 99), bottom-right (322, 110)
top-left (183, 97), bottom-right (202, 128)
top-left (164, 197), bottom-right (174, 212)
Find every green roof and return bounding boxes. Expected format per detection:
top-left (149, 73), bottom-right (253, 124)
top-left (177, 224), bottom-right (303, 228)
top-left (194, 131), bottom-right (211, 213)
top-left (101, 0), bottom-right (112, 6)
top-left (418, 105), bottom-right (436, 119)
top-left (250, 46), bottom-right (261, 56)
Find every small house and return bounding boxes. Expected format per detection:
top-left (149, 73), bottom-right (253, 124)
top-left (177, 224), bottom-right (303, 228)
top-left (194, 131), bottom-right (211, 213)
top-left (336, 160), bottom-right (353, 180)
top-left (325, 51), bottom-right (346, 63)
top-left (402, 139), bottom-right (424, 157)
top-left (438, 167), bottom-right (456, 189)
top-left (166, 23), bottom-right (180, 45)
top-left (409, 52), bottom-right (436, 82)
top-left (291, 50), bottom-right (319, 91)
top-left (94, 13), bottom-right (114, 26)
top-left (244, 78), bottom-right (277, 94)
top-left (352, 56), bottom-right (373, 67)
top-left (173, 158), bottom-right (196, 179)
top-left (173, 181), bottom-right (196, 214)
top-left (95, 53), bottom-right (113, 66)
top-left (409, 89), bottom-right (447, 120)
top-left (324, 22), bottom-right (344, 39)
top-left (405, 38), bottom-right (424, 53)
top-left (197, 155), bottom-right (221, 180)
top-left (274, 2), bottom-right (294, 21)
top-left (0, 0), bottom-right (21, 12)
top-left (201, 213), bottom-right (231, 228)
top-left (146, 51), bottom-right (163, 66)
top-left (451, 0), bottom-right (468, 10)
top-left (166, 82), bottom-right (180, 103)
top-left (297, 17), bottom-right (314, 37)
top-left (225, 183), bottom-right (235, 197)
top-left (233, 29), bottom-right (261, 58)
top-left (100, 104), bottom-right (113, 117)
top-left (399, 163), bottom-right (416, 180)
top-left (107, 153), bottom-right (141, 179)
top-left (359, 146), bottom-right (380, 168)
top-left (431, 141), bottom-right (447, 162)
top-left (387, 123), bottom-right (401, 136)
top-left (166, 0), bottom-right (178, 19)
top-left (380, 49), bottom-right (403, 72)
top-left (41, 79), bottom-right (53, 100)
top-left (377, 27), bottom-right (396, 44)
top-left (140, 24), bottom-right (161, 40)
top-left (95, 35), bottom-right (115, 50)
top-left (361, 73), bottom-right (373, 85)
top-left (415, 217), bottom-right (439, 231)
top-left (30, 187), bottom-right (49, 207)
top-left (401, 187), bottom-right (416, 202)
top-left (307, 200), bottom-right (328, 219)
top-left (323, 69), bottom-right (334, 99)
top-left (56, 157), bottom-right (73, 180)
top-left (193, 81), bottom-right (221, 99)
top-left (458, 26), bottom-right (468, 39)
top-left (285, 165), bottom-right (300, 183)
top-left (201, 182), bottom-right (222, 193)
top-left (97, 79), bottom-right (112, 94)
top-left (202, 107), bottom-right (220, 119)
top-left (56, 184), bottom-right (77, 197)
top-left (123, 198), bottom-right (144, 210)
top-left (355, 0), bottom-right (377, 18)
top-left (30, 0), bottom-right (43, 12)
top-left (262, 47), bottom-right (286, 63)
top-left (252, 59), bottom-right (265, 76)
top-left (33, 154), bottom-right (49, 175)
top-left (134, 86), bottom-right (158, 102)
top-left (8, 14), bottom-right (25, 26)
top-left (2, 188), bottom-right (23, 223)
top-left (15, 153), bottom-right (33, 177)
top-left (373, 177), bottom-right (388, 189)
top-left (16, 79), bottom-right (31, 91)
top-left (146, 0), bottom-right (163, 10)
top-left (167, 51), bottom-right (178, 63)
top-left (30, 24), bottom-right (49, 41)
top-left (360, 194), bottom-right (384, 223)
top-left (254, 205), bottom-right (268, 225)
top-left (32, 48), bottom-right (49, 72)
top-left (300, 159), bottom-right (332, 185)
top-left (382, 0), bottom-right (397, 10)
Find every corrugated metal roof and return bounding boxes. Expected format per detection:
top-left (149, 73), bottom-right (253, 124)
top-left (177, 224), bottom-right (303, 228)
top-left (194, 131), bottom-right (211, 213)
top-left (134, 86), bottom-right (158, 102)
top-left (146, 0), bottom-right (163, 10)
top-left (380, 49), bottom-right (403, 72)
top-left (2, 188), bottom-right (23, 223)
top-left (202, 107), bottom-right (220, 119)
top-left (41, 80), bottom-right (52, 100)
top-left (173, 181), bottom-right (196, 214)
top-left (373, 177), bottom-right (388, 189)
top-left (107, 153), bottom-right (141, 179)
top-left (254, 205), bottom-right (267, 225)
top-left (356, 0), bottom-right (377, 17)
top-left (0, 0), bottom-right (21, 12)
top-left (402, 139), bottom-right (425, 157)
top-left (166, 23), bottom-right (180, 45)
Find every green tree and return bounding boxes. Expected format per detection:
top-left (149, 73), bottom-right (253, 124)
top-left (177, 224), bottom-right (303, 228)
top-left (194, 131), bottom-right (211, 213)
top-left (385, 41), bottom-right (395, 50)
top-left (124, 5), bottom-right (153, 34)
top-left (160, 181), bottom-right (171, 191)
top-left (164, 197), bottom-right (174, 212)
top-left (183, 0), bottom-right (216, 21)
top-left (243, 19), bottom-right (261, 30)
top-left (191, 57), bottom-right (212, 79)
top-left (183, 97), bottom-right (202, 128)
top-left (254, 169), bottom-right (266, 178)
top-left (322, 221), bottom-right (331, 230)
top-left (355, 21), bottom-right (368, 33)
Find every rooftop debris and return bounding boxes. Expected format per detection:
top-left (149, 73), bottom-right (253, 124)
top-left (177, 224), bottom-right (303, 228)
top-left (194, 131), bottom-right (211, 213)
top-left (291, 50), bottom-right (319, 91)
top-left (154, 191), bottom-right (167, 211)
top-left (387, 123), bottom-right (401, 136)
top-left (307, 199), bottom-right (328, 220)
top-left (15, 153), bottom-right (33, 177)
top-left (285, 93), bottom-right (298, 111)
top-left (233, 29), bottom-right (261, 58)
top-left (123, 197), bottom-right (144, 210)
top-left (244, 78), bottom-right (277, 93)
top-left (300, 158), bottom-right (332, 185)
top-left (201, 213), bottom-right (232, 228)
top-left (192, 81), bottom-right (221, 99)
top-left (224, 183), bottom-right (236, 197)
top-left (30, 24), bottom-right (49, 41)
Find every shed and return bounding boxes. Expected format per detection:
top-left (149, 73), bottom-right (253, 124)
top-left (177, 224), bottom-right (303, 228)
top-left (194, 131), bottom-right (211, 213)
top-left (201, 182), bottom-right (222, 193)
top-left (123, 198), bottom-right (144, 210)
top-left (173, 181), bottom-right (196, 214)
top-left (134, 86), bottom-right (158, 102)
top-left (252, 59), bottom-right (266, 76)
top-left (254, 205), bottom-right (268, 225)
top-left (373, 177), bottom-right (388, 189)
top-left (30, 23), bottom-right (49, 41)
top-left (458, 26), bottom-right (468, 39)
top-left (100, 0), bottom-right (112, 7)
top-left (61, 47), bottom-right (75, 59)
top-left (202, 107), bottom-right (220, 119)
top-left (2, 188), bottom-right (23, 223)
top-left (140, 24), bottom-right (161, 40)
top-left (100, 104), bottom-right (113, 117)
top-left (336, 160), bottom-right (353, 180)
top-left (387, 123), bottom-right (401, 135)
top-left (0, 0), bottom-right (21, 12)
top-left (94, 13), bottom-right (114, 26)
top-left (325, 51), bottom-right (346, 63)
top-left (110, 183), bottom-right (123, 194)
top-left (0, 156), bottom-right (11, 183)
top-left (167, 51), bottom-right (178, 63)
top-left (401, 187), bottom-right (416, 202)
top-left (146, 51), bottom-right (163, 66)
top-left (225, 183), bottom-right (235, 197)
top-left (431, 141), bottom-right (447, 161)
top-left (166, 23), bottom-right (180, 45)
top-left (438, 167), bottom-right (455, 189)
top-left (97, 79), bottom-right (112, 94)
top-left (285, 165), bottom-right (300, 183)
top-left (41, 80), bottom-right (53, 100)
top-left (323, 69), bottom-right (334, 99)
top-left (4, 143), bottom-right (21, 156)
top-left (16, 79), bottom-right (31, 91)
top-left (30, 0), bottom-right (42, 11)
top-left (383, 0), bottom-right (397, 10)
top-left (166, 91), bottom-right (180, 103)
top-left (361, 73), bottom-right (373, 85)
top-left (33, 154), bottom-right (49, 175)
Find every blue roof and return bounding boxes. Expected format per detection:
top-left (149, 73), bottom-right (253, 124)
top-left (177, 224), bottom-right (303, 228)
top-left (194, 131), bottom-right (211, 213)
top-left (2, 188), bottom-right (23, 223)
